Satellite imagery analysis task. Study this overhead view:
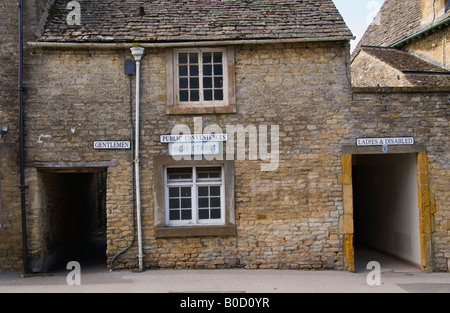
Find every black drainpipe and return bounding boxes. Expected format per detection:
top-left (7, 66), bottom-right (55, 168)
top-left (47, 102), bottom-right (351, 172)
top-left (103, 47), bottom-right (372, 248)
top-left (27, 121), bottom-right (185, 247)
top-left (18, 0), bottom-right (29, 275)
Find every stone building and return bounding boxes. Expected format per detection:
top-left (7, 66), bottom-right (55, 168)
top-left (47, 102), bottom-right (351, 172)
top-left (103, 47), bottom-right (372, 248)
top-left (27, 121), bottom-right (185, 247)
top-left (350, 0), bottom-right (450, 272)
top-left (0, 0), bottom-right (448, 273)
top-left (352, 0), bottom-right (450, 87)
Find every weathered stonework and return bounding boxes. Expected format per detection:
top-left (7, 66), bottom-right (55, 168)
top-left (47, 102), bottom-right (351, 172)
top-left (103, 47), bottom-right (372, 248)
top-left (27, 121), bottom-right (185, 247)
top-left (403, 27), bottom-right (450, 70)
top-left (18, 41), bottom-right (449, 272)
top-left (17, 41), bottom-right (352, 271)
top-left (0, 0), bottom-right (22, 271)
top-left (420, 0), bottom-right (448, 25)
top-left (1, 0), bottom-right (449, 273)
top-left (350, 90), bottom-right (449, 271)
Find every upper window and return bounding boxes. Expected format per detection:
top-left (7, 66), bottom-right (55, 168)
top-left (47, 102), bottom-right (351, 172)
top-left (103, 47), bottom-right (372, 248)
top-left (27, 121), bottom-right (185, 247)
top-left (165, 166), bottom-right (225, 226)
top-left (177, 50), bottom-right (226, 104)
top-left (446, 0), bottom-right (450, 12)
top-left (166, 47), bottom-right (236, 114)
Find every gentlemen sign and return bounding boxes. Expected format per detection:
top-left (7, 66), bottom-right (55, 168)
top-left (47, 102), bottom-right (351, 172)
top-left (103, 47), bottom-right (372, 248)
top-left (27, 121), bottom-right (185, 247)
top-left (93, 141), bottom-right (131, 150)
top-left (357, 137), bottom-right (414, 146)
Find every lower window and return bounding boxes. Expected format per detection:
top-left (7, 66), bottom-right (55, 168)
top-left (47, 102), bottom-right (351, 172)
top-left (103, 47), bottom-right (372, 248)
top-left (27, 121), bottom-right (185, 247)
top-left (165, 166), bottom-right (225, 226)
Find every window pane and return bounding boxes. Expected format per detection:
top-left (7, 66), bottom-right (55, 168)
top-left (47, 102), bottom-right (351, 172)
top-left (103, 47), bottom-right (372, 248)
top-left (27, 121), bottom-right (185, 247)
top-left (199, 209), bottom-right (209, 220)
top-left (210, 197), bottom-right (220, 208)
top-left (179, 78), bottom-right (188, 89)
top-left (169, 198), bottom-right (180, 209)
top-left (210, 186), bottom-right (221, 196)
top-left (214, 77), bottom-right (223, 88)
top-left (210, 209), bottom-right (221, 219)
top-left (198, 197), bottom-right (209, 208)
top-left (204, 89), bottom-right (213, 101)
top-left (203, 77), bottom-right (213, 89)
top-left (170, 210), bottom-right (180, 220)
top-left (179, 65), bottom-right (188, 76)
top-left (202, 52), bottom-right (212, 64)
top-left (189, 53), bottom-right (198, 64)
top-left (181, 209), bottom-right (192, 220)
top-left (203, 65), bottom-right (212, 76)
top-left (190, 90), bottom-right (199, 101)
top-left (169, 187), bottom-right (179, 198)
top-left (167, 168), bottom-right (192, 181)
top-left (179, 53), bottom-right (188, 64)
top-left (214, 64), bottom-right (223, 76)
top-left (214, 89), bottom-right (223, 100)
top-left (197, 167), bottom-right (221, 180)
top-left (181, 198), bottom-right (191, 209)
top-left (190, 65), bottom-right (199, 76)
top-left (198, 186), bottom-right (209, 197)
top-left (181, 187), bottom-right (191, 197)
top-left (179, 90), bottom-right (189, 102)
top-left (190, 77), bottom-right (199, 89)
top-left (213, 52), bottom-right (222, 63)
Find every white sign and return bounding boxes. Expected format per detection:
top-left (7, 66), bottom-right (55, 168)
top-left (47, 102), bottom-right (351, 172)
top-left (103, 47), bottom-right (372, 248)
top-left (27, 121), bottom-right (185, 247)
top-left (161, 133), bottom-right (227, 143)
top-left (169, 141), bottom-right (220, 156)
top-left (356, 137), bottom-right (414, 147)
top-left (93, 141), bottom-right (131, 150)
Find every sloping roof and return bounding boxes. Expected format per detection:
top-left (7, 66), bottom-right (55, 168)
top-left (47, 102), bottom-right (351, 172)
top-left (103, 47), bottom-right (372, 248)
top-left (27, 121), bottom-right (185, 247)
top-left (353, 0), bottom-right (450, 55)
top-left (360, 46), bottom-right (450, 74)
top-left (38, 0), bottom-right (353, 43)
top-left (352, 46), bottom-right (450, 88)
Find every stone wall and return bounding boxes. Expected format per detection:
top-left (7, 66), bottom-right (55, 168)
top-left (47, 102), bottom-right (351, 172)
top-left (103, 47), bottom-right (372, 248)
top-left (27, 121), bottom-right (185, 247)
top-left (351, 51), bottom-right (414, 87)
top-left (0, 0), bottom-right (22, 271)
top-left (403, 27), bottom-right (450, 70)
top-left (420, 0), bottom-right (448, 25)
top-left (22, 41), bottom-right (354, 271)
top-left (2, 3), bottom-right (448, 271)
top-left (351, 89), bottom-right (449, 271)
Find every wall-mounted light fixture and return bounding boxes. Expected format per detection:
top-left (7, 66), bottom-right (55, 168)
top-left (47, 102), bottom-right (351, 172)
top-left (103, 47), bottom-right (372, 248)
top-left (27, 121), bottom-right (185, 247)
top-left (0, 126), bottom-right (8, 139)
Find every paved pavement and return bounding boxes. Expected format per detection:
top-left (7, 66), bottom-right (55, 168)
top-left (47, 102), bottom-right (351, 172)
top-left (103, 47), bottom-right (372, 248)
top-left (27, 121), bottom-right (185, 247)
top-left (0, 265), bottom-right (449, 293)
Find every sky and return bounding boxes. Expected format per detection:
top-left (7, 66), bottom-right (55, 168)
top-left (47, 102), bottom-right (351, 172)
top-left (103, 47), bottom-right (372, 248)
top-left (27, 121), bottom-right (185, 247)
top-left (332, 0), bottom-right (385, 51)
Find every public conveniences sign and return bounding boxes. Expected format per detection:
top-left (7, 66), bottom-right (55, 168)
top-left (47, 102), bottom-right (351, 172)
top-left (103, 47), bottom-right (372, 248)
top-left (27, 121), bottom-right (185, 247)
top-left (160, 134), bottom-right (227, 143)
top-left (161, 133), bottom-right (226, 157)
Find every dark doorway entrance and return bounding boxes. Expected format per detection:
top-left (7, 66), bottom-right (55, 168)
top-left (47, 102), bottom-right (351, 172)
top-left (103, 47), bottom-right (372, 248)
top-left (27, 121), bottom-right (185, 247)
top-left (352, 154), bottom-right (421, 272)
top-left (38, 170), bottom-right (107, 272)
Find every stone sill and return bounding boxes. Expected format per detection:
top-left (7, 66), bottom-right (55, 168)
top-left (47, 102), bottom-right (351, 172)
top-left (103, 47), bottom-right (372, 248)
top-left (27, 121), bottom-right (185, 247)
top-left (155, 225), bottom-right (236, 238)
top-left (166, 105), bottom-right (236, 115)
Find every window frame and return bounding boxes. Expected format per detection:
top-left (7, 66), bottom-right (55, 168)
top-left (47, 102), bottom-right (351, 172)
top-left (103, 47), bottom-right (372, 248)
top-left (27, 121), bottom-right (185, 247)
top-left (153, 157), bottom-right (235, 238)
top-left (164, 165), bottom-right (226, 227)
top-left (175, 48), bottom-right (229, 107)
top-left (166, 46), bottom-right (236, 115)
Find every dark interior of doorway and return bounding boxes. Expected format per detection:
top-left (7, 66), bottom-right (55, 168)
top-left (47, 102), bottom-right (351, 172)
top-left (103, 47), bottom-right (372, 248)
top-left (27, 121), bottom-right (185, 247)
top-left (352, 154), bottom-right (421, 273)
top-left (40, 170), bottom-right (107, 272)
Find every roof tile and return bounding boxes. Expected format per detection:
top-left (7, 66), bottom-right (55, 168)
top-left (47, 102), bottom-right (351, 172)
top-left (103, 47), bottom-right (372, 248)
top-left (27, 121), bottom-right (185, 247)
top-left (39, 0), bottom-right (353, 43)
